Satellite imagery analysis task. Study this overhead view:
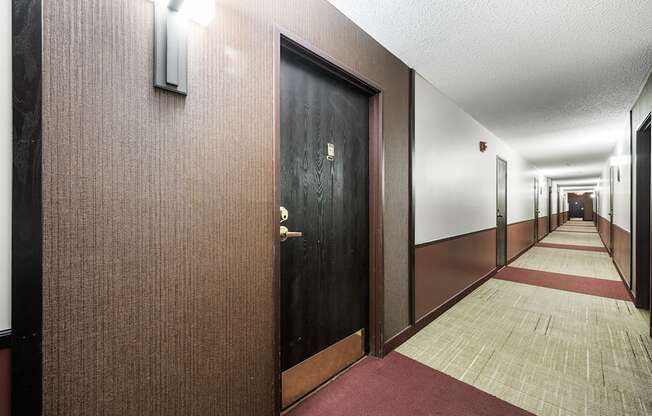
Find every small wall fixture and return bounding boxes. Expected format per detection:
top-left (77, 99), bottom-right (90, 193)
top-left (479, 141), bottom-right (487, 152)
top-left (153, 0), bottom-right (215, 95)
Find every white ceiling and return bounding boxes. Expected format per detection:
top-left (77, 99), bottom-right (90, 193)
top-left (327, 0), bottom-right (652, 179)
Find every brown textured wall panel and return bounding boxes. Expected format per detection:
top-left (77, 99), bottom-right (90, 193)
top-left (41, 1), bottom-right (410, 415)
top-left (551, 214), bottom-right (558, 230)
top-left (507, 220), bottom-right (535, 261)
top-left (598, 215), bottom-right (611, 251)
top-left (613, 224), bottom-right (632, 286)
top-left (538, 216), bottom-right (548, 240)
top-left (0, 349), bottom-right (8, 416)
top-left (415, 229), bottom-right (496, 320)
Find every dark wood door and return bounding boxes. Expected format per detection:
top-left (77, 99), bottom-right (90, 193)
top-left (547, 180), bottom-right (552, 232)
top-left (569, 194), bottom-right (583, 218)
top-left (609, 166), bottom-right (615, 252)
top-left (534, 178), bottom-right (539, 241)
top-left (635, 116), bottom-right (651, 311)
top-left (280, 47), bottom-right (370, 373)
top-left (496, 157), bottom-right (507, 267)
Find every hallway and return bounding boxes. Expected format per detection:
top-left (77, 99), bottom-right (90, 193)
top-left (3, 1), bottom-right (652, 415)
top-left (288, 219), bottom-right (652, 416)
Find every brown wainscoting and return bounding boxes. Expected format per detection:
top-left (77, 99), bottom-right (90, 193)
top-left (507, 219), bottom-right (536, 261)
top-left (551, 214), bottom-right (558, 230)
top-left (0, 348), bottom-right (9, 416)
top-left (415, 228), bottom-right (496, 320)
top-left (537, 216), bottom-right (548, 241)
top-left (598, 215), bottom-right (611, 252)
top-left (612, 224), bottom-right (632, 288)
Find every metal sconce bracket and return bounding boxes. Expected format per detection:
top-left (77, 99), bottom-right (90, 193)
top-left (154, 0), bottom-right (188, 95)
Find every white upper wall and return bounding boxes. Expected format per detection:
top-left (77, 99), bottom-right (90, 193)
top-left (0, 0), bottom-right (11, 331)
top-left (597, 123), bottom-right (631, 230)
top-left (415, 73), bottom-right (540, 244)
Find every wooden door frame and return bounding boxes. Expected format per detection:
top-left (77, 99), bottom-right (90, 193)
top-left (272, 28), bottom-right (385, 412)
top-left (495, 157), bottom-right (508, 267)
top-left (11, 2), bottom-right (43, 415)
top-left (633, 113), bottom-right (652, 310)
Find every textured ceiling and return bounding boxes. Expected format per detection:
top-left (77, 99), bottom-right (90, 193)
top-left (327, 0), bottom-right (652, 179)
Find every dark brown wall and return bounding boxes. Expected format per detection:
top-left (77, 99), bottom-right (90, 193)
top-left (598, 215), bottom-right (611, 252)
top-left (507, 220), bottom-right (535, 261)
top-left (538, 216), bottom-right (548, 240)
top-left (551, 214), bottom-right (558, 230)
top-left (612, 224), bottom-right (632, 286)
top-left (0, 349), bottom-right (8, 416)
top-left (41, 1), bottom-right (410, 414)
top-left (415, 229), bottom-right (496, 320)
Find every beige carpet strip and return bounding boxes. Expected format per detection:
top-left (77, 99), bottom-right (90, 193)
top-left (510, 246), bottom-right (621, 281)
top-left (398, 280), bottom-right (652, 416)
top-left (541, 232), bottom-right (604, 248)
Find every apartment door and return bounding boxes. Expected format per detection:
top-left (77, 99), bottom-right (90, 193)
top-left (547, 180), bottom-right (552, 232)
top-left (635, 115), bottom-right (651, 310)
top-left (496, 157), bottom-right (507, 267)
top-left (279, 41), bottom-right (370, 408)
top-left (534, 178), bottom-right (539, 241)
top-left (557, 190), bottom-right (561, 227)
top-left (609, 166), bottom-right (615, 253)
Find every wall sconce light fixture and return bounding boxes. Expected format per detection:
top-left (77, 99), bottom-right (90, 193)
top-left (153, 0), bottom-right (215, 95)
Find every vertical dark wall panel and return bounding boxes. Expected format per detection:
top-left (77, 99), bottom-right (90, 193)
top-left (41, 0), bottom-right (409, 414)
top-left (0, 349), bottom-right (8, 416)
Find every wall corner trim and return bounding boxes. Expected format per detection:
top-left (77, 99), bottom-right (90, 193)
top-left (12, 0), bottom-right (43, 414)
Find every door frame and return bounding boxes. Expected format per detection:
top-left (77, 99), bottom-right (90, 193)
top-left (273, 28), bottom-right (385, 410)
top-left (496, 156), bottom-right (507, 267)
top-left (633, 113), bottom-right (652, 310)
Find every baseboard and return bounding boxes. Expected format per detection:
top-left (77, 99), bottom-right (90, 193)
top-left (611, 259), bottom-right (637, 304)
top-left (382, 267), bottom-right (499, 355)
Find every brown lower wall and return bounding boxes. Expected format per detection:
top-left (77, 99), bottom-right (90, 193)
top-left (507, 219), bottom-right (536, 261)
top-left (598, 215), bottom-right (611, 252)
top-left (551, 214), bottom-right (558, 230)
top-left (538, 216), bottom-right (548, 240)
top-left (612, 224), bottom-right (632, 287)
top-left (0, 349), bottom-right (9, 416)
top-left (415, 228), bottom-right (496, 320)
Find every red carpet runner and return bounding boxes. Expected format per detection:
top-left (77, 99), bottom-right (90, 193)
top-left (288, 352), bottom-right (532, 416)
top-left (536, 242), bottom-right (608, 252)
top-left (494, 266), bottom-right (631, 301)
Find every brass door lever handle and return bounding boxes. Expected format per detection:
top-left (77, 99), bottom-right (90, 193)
top-left (280, 226), bottom-right (303, 242)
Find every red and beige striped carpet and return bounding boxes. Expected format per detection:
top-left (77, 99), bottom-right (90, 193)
top-left (288, 219), bottom-right (651, 415)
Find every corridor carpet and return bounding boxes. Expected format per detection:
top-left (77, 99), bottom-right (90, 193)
top-left (536, 242), bottom-right (607, 252)
top-left (287, 352), bottom-right (532, 416)
top-left (494, 266), bottom-right (631, 300)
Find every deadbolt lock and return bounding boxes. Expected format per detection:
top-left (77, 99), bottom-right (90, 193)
top-left (280, 206), bottom-right (289, 223)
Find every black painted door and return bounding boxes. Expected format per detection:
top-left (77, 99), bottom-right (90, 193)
top-left (569, 194), bottom-right (583, 218)
top-left (496, 157), bottom-right (507, 267)
top-left (534, 178), bottom-right (539, 241)
top-left (280, 47), bottom-right (370, 371)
